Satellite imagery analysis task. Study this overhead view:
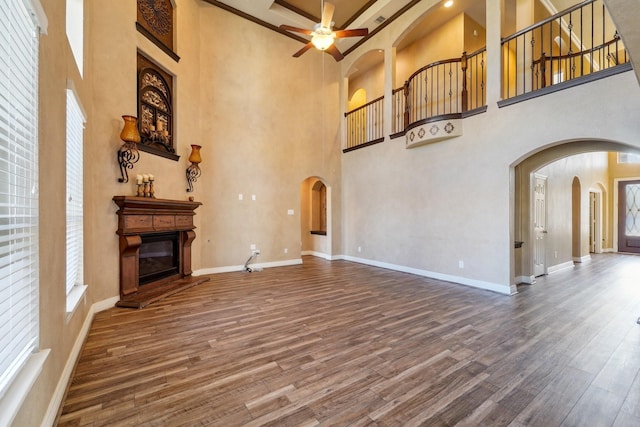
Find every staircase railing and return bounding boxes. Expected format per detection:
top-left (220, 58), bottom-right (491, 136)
top-left (501, 0), bottom-right (629, 100)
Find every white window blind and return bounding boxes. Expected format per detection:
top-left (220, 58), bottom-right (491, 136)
top-left (66, 89), bottom-right (84, 295)
top-left (0, 0), bottom-right (40, 399)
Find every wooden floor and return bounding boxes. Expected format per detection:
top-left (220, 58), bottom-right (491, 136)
top-left (58, 254), bottom-right (640, 427)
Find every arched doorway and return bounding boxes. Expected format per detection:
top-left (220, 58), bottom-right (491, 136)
top-left (300, 176), bottom-right (332, 259)
top-left (513, 140), bottom-right (640, 285)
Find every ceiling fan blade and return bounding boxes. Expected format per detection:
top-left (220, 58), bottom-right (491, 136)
top-left (334, 28), bottom-right (369, 38)
top-left (293, 42), bottom-right (314, 57)
top-left (325, 44), bottom-right (344, 61)
top-left (280, 24), bottom-right (314, 35)
top-left (321, 2), bottom-right (335, 28)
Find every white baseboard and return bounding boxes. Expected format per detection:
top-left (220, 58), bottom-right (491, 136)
top-left (339, 255), bottom-right (514, 295)
top-left (516, 275), bottom-right (536, 285)
top-left (572, 255), bottom-right (592, 263)
top-left (301, 250), bottom-right (331, 260)
top-left (194, 258), bottom-right (303, 275)
top-left (548, 260), bottom-right (575, 274)
top-left (41, 295), bottom-right (118, 427)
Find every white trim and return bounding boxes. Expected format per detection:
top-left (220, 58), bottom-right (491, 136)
top-left (516, 275), bottom-right (536, 285)
top-left (40, 296), bottom-right (118, 427)
top-left (194, 258), bottom-right (303, 275)
top-left (23, 0), bottom-right (48, 34)
top-left (572, 255), bottom-right (592, 263)
top-left (339, 255), bottom-right (514, 295)
top-left (0, 349), bottom-right (50, 427)
top-left (301, 250), bottom-right (331, 260)
top-left (65, 284), bottom-right (87, 316)
top-left (548, 260), bottom-right (575, 274)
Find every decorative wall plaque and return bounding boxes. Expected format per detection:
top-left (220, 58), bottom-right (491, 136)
top-left (136, 0), bottom-right (180, 62)
top-left (137, 52), bottom-right (179, 161)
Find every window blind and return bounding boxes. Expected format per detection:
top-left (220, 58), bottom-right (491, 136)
top-left (0, 0), bottom-right (40, 398)
top-left (66, 89), bottom-right (84, 295)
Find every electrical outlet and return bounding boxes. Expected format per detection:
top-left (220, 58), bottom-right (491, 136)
top-left (250, 244), bottom-right (256, 250)
top-left (357, 246), bottom-right (362, 253)
top-left (253, 249), bottom-right (260, 255)
top-left (458, 260), bottom-right (464, 269)
top-left (284, 248), bottom-right (288, 254)
top-left (238, 193), bottom-right (243, 201)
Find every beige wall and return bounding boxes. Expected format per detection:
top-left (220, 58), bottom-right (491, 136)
top-left (15, 0), bottom-right (342, 425)
top-left (12, 0), bottom-right (640, 424)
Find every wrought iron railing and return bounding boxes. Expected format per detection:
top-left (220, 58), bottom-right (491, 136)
top-left (391, 87), bottom-right (405, 136)
top-left (344, 95), bottom-right (384, 152)
top-left (401, 48), bottom-right (486, 133)
top-left (501, 0), bottom-right (628, 100)
top-left (347, 48), bottom-right (486, 148)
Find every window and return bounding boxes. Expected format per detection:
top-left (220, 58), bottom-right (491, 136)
top-left (66, 0), bottom-right (83, 77)
top-left (0, 0), bottom-right (46, 409)
top-left (618, 152), bottom-right (640, 164)
top-left (66, 86), bottom-right (86, 313)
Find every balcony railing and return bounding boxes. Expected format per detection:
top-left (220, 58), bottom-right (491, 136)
top-left (344, 0), bottom-right (629, 152)
top-left (346, 49), bottom-right (486, 151)
top-left (501, 0), bottom-right (629, 101)
top-left (402, 48), bottom-right (486, 133)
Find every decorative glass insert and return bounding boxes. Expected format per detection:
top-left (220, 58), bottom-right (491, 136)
top-left (625, 184), bottom-right (640, 236)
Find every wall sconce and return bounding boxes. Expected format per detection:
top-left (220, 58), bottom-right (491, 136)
top-left (186, 144), bottom-right (202, 192)
top-left (117, 115), bottom-right (141, 183)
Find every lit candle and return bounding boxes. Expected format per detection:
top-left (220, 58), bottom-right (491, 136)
top-left (149, 174), bottom-right (154, 181)
top-left (143, 174), bottom-right (149, 183)
top-left (163, 130), bottom-right (169, 136)
top-left (149, 125), bottom-right (155, 132)
top-left (136, 174), bottom-right (142, 185)
top-left (156, 120), bottom-right (163, 131)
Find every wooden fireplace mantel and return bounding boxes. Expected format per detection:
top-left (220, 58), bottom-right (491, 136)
top-left (113, 196), bottom-right (209, 308)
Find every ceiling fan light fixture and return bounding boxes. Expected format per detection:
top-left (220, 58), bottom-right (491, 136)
top-left (311, 31), bottom-right (335, 50)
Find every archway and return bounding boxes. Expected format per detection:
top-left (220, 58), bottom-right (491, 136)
top-left (512, 139), bottom-right (640, 285)
top-left (300, 176), bottom-right (332, 260)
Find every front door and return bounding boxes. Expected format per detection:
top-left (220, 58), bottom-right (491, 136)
top-left (533, 174), bottom-right (547, 276)
top-left (618, 180), bottom-right (640, 253)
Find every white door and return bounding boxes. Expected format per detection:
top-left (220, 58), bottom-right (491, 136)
top-left (533, 174), bottom-right (547, 277)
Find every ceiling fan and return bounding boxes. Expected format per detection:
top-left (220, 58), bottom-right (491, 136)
top-left (279, 1), bottom-right (369, 61)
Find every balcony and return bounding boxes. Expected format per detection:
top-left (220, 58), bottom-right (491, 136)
top-left (344, 0), bottom-right (629, 152)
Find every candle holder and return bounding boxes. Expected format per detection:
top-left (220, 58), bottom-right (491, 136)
top-left (136, 182), bottom-right (144, 197)
top-left (186, 144), bottom-right (202, 192)
top-left (117, 115), bottom-right (141, 183)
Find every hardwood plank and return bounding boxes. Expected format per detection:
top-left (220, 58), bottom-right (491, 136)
top-left (57, 254), bottom-right (640, 426)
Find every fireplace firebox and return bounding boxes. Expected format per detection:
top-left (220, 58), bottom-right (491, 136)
top-left (139, 232), bottom-right (180, 285)
top-left (113, 196), bottom-right (210, 308)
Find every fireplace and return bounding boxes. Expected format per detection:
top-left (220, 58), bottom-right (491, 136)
top-left (113, 196), bottom-right (210, 308)
top-left (139, 232), bottom-right (179, 285)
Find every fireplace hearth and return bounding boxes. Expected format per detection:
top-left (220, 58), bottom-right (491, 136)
top-left (113, 196), bottom-right (210, 308)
